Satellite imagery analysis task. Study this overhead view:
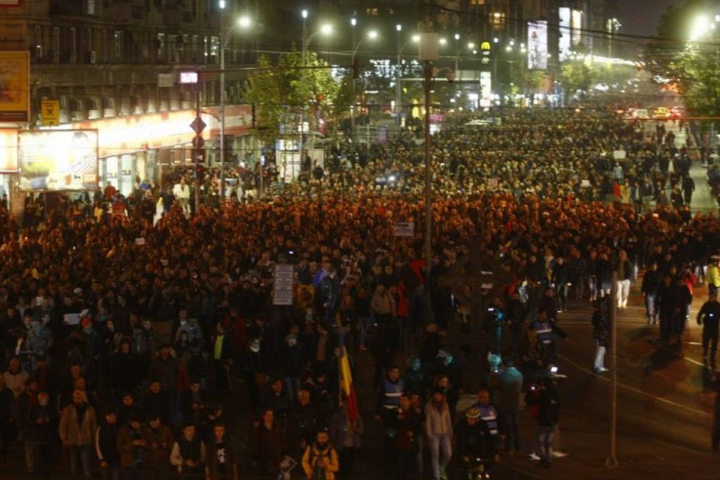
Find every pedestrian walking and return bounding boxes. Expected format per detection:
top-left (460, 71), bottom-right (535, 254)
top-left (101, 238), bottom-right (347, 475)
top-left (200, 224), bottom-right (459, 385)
top-left (424, 389), bottom-right (453, 480)
top-left (526, 379), bottom-right (560, 468)
top-left (698, 293), bottom-right (720, 363)
top-left (591, 298), bottom-right (611, 373)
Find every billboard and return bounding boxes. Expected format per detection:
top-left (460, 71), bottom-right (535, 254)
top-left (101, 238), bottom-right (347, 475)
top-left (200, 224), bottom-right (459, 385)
top-left (480, 72), bottom-right (492, 107)
top-left (528, 21), bottom-right (548, 70)
top-left (572, 10), bottom-right (585, 46)
top-left (18, 130), bottom-right (99, 191)
top-left (0, 129), bottom-right (18, 172)
top-left (0, 51), bottom-right (30, 122)
top-left (559, 8), bottom-right (571, 62)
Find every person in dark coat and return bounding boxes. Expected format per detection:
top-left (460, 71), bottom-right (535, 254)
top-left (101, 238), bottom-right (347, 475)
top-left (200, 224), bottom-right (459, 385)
top-left (251, 408), bottom-right (284, 476)
top-left (26, 391), bottom-right (56, 476)
top-left (110, 338), bottom-right (142, 394)
top-left (210, 322), bottom-right (235, 396)
top-left (285, 388), bottom-right (318, 459)
top-left (204, 423), bottom-right (239, 480)
top-left (95, 408), bottom-right (121, 480)
top-left (591, 297), bottom-right (611, 373)
top-left (0, 374), bottom-right (14, 464)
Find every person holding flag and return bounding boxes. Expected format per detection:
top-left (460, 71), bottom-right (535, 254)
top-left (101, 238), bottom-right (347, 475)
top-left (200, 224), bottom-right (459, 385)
top-left (332, 321), bottom-right (363, 477)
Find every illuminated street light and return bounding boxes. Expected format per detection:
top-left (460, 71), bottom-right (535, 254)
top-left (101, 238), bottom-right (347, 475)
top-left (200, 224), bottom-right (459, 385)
top-left (468, 42), bottom-right (475, 49)
top-left (690, 14), bottom-right (711, 41)
top-left (439, 37), bottom-right (447, 45)
top-left (219, 13), bottom-right (254, 198)
top-left (351, 30), bottom-right (379, 149)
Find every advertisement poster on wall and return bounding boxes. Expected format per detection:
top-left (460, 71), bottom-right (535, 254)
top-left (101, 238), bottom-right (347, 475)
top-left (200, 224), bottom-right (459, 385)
top-left (559, 8), bottom-right (572, 62)
top-left (528, 21), bottom-right (548, 70)
top-left (0, 51), bottom-right (30, 122)
top-left (18, 130), bottom-right (99, 191)
top-left (0, 129), bottom-right (18, 172)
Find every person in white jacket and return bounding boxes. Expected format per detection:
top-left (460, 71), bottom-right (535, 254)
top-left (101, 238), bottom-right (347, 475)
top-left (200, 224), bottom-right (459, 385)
top-left (173, 178), bottom-right (191, 217)
top-left (425, 389), bottom-right (453, 480)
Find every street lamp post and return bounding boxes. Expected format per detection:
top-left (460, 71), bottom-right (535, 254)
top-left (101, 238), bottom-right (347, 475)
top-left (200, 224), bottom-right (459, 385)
top-left (219, 14), bottom-right (252, 202)
top-left (299, 18), bottom-right (331, 183)
top-left (396, 24), bottom-right (402, 127)
top-left (350, 30), bottom-right (378, 151)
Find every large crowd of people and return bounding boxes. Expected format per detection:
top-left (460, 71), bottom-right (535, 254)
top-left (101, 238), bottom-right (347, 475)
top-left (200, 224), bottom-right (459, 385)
top-left (0, 107), bottom-right (716, 479)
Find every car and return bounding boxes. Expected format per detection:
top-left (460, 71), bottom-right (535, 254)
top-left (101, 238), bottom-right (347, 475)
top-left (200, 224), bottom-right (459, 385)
top-left (670, 106), bottom-right (686, 119)
top-left (634, 108), bottom-right (649, 120)
top-left (654, 107), bottom-right (670, 120)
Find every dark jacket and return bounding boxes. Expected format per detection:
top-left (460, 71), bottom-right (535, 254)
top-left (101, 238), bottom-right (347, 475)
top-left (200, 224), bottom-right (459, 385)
top-left (205, 436), bottom-right (239, 479)
top-left (26, 402), bottom-right (56, 444)
top-left (0, 386), bottom-right (13, 423)
top-left (251, 423), bottom-right (284, 475)
top-left (96, 422), bottom-right (121, 465)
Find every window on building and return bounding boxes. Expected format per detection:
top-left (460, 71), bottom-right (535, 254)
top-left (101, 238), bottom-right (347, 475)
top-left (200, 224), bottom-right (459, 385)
top-left (114, 30), bottom-right (124, 60)
top-left (87, 0), bottom-right (96, 15)
top-left (490, 11), bottom-right (506, 29)
top-left (157, 33), bottom-right (166, 61)
top-left (52, 27), bottom-right (60, 62)
top-left (168, 34), bottom-right (178, 63)
top-left (70, 27), bottom-right (77, 63)
top-left (365, 8), bottom-right (379, 16)
top-left (210, 36), bottom-right (219, 63)
top-left (470, 0), bottom-right (486, 5)
top-left (192, 35), bottom-right (199, 62)
top-left (34, 25), bottom-right (43, 59)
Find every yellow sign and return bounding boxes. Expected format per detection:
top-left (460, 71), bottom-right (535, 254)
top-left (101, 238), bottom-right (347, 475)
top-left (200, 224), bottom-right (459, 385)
top-left (481, 41), bottom-right (491, 51)
top-left (41, 100), bottom-right (60, 126)
top-left (0, 51), bottom-right (30, 122)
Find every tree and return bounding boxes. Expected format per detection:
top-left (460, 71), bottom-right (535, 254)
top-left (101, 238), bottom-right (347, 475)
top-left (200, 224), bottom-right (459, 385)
top-left (645, 0), bottom-right (720, 117)
top-left (559, 61), bottom-right (596, 94)
top-left (245, 49), bottom-right (340, 146)
top-left (645, 0), bottom-right (705, 81)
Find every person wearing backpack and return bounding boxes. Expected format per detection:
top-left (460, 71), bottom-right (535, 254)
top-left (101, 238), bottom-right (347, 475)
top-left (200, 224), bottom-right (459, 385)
top-left (302, 428), bottom-right (339, 480)
top-left (527, 378), bottom-right (560, 468)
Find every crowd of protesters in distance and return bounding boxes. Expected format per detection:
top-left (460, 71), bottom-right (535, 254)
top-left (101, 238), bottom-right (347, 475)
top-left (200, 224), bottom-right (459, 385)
top-left (0, 107), bottom-right (718, 479)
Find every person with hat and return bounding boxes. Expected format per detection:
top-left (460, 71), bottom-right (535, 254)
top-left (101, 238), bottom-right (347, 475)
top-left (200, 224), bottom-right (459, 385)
top-left (697, 292), bottom-right (720, 363)
top-left (454, 407), bottom-right (498, 479)
top-left (424, 388), bottom-right (453, 480)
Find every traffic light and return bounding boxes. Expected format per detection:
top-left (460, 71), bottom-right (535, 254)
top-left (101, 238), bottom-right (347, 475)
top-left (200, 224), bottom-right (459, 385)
top-left (192, 133), bottom-right (205, 181)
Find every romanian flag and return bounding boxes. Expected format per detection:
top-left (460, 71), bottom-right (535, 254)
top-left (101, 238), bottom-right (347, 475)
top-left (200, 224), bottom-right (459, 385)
top-left (338, 330), bottom-right (359, 423)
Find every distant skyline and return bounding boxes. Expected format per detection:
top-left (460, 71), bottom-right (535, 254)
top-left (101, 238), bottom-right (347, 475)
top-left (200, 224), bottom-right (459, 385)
top-left (618, 0), bottom-right (677, 37)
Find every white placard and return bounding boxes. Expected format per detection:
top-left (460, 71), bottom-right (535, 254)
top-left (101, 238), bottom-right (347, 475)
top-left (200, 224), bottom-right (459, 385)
top-left (394, 222), bottom-right (415, 237)
top-left (273, 264), bottom-right (294, 306)
top-left (63, 313), bottom-right (80, 325)
top-left (613, 150), bottom-right (626, 160)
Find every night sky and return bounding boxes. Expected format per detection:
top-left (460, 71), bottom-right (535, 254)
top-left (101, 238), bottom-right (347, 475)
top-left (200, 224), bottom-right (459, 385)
top-left (618, 0), bottom-right (678, 37)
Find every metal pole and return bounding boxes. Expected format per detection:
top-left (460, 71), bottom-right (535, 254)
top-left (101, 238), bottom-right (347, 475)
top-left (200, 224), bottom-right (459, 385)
top-left (396, 30), bottom-right (401, 128)
top-left (606, 272), bottom-right (619, 467)
top-left (423, 61), bottom-right (433, 291)
top-left (220, 29), bottom-right (226, 203)
top-left (194, 76), bottom-right (201, 215)
top-left (300, 17), bottom-right (307, 183)
top-left (351, 48), bottom-right (357, 154)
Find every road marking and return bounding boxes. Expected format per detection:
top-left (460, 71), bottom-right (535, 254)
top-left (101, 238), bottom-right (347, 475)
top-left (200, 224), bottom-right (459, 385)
top-left (557, 354), bottom-right (712, 417)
